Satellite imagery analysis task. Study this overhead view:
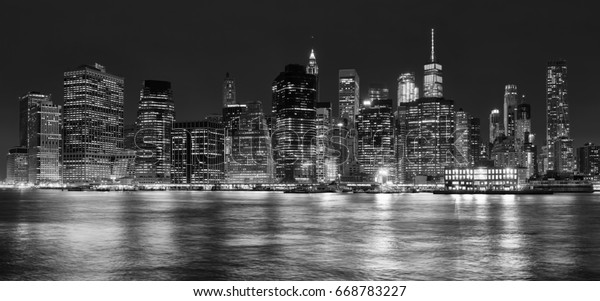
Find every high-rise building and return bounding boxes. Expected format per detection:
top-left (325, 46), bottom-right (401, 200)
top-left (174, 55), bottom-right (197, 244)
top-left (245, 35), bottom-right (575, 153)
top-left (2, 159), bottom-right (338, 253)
top-left (223, 73), bottom-right (236, 106)
top-left (26, 94), bottom-right (62, 184)
top-left (397, 73), bottom-right (419, 105)
top-left (367, 84), bottom-right (389, 102)
top-left (134, 80), bottom-right (175, 184)
top-left (471, 117), bottom-right (485, 165)
top-left (357, 98), bottom-right (395, 183)
top-left (578, 143), bottom-right (599, 176)
top-left (514, 99), bottom-right (537, 178)
top-left (225, 101), bottom-right (274, 184)
top-left (400, 97), bottom-right (454, 182)
top-left (423, 29), bottom-right (443, 98)
top-left (19, 92), bottom-right (50, 148)
top-left (338, 69), bottom-right (360, 124)
top-left (6, 147), bottom-right (29, 184)
top-left (171, 121), bottom-right (224, 184)
top-left (489, 109), bottom-right (503, 143)
top-left (553, 137), bottom-right (574, 174)
top-left (315, 102), bottom-right (334, 183)
top-left (503, 84), bottom-right (518, 138)
top-left (454, 109), bottom-right (472, 167)
top-left (272, 64), bottom-right (317, 183)
top-left (453, 110), bottom-right (483, 167)
top-left (515, 101), bottom-right (532, 150)
top-left (62, 63), bottom-right (125, 184)
top-left (546, 60), bottom-right (573, 173)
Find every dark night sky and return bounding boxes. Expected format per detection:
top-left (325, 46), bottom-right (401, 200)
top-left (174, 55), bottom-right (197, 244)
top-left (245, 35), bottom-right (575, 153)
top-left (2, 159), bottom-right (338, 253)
top-left (1, 0), bottom-right (599, 179)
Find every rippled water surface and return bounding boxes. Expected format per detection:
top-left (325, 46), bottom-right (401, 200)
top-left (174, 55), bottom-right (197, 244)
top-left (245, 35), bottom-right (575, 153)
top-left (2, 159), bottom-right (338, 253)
top-left (1, 190), bottom-right (599, 280)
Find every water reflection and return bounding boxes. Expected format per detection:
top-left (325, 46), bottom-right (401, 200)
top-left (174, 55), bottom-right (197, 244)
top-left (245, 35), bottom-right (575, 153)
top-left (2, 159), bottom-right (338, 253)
top-left (0, 190), bottom-right (599, 280)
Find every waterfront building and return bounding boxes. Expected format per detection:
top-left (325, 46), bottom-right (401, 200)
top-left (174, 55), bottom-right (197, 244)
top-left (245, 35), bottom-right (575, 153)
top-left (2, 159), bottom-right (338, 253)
top-left (171, 121), bottom-right (224, 184)
top-left (503, 84), bottom-right (518, 138)
top-left (272, 64), bottom-right (317, 183)
top-left (397, 72), bottom-right (419, 105)
top-left (223, 73), bottom-right (236, 106)
top-left (225, 101), bottom-right (274, 184)
top-left (62, 63), bottom-right (125, 184)
top-left (26, 94), bottom-right (62, 184)
top-left (6, 147), bottom-right (29, 184)
top-left (546, 60), bottom-right (574, 173)
top-left (443, 167), bottom-right (525, 191)
top-left (356, 98), bottom-right (394, 183)
top-left (134, 80), bottom-right (175, 184)
top-left (423, 29), bottom-right (443, 98)
top-left (578, 143), bottom-right (600, 176)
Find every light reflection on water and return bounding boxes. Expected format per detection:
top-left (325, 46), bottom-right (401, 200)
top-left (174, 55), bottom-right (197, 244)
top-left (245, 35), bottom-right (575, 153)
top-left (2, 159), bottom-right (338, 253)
top-left (0, 190), bottom-right (599, 280)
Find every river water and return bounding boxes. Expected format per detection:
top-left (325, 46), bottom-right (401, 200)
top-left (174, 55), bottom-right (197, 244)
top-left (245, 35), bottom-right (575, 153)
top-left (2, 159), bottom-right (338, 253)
top-left (1, 190), bottom-right (599, 280)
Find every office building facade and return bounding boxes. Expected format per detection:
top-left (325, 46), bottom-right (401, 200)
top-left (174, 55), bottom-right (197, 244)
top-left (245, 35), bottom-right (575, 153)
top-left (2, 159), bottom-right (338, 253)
top-left (62, 63), bottom-right (125, 183)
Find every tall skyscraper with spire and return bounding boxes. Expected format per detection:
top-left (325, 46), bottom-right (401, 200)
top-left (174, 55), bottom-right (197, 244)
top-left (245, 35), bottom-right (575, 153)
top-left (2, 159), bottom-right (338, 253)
top-left (306, 49), bottom-right (319, 102)
top-left (272, 64), bottom-right (317, 183)
top-left (423, 28), bottom-right (443, 98)
top-left (223, 73), bottom-right (236, 106)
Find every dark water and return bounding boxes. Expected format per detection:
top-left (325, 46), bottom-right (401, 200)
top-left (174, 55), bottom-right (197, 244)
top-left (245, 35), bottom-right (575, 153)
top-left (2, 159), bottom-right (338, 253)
top-left (1, 190), bottom-right (599, 280)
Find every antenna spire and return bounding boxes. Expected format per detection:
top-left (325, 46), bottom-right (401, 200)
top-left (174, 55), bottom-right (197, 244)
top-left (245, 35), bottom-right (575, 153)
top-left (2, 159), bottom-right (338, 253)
top-left (431, 28), bottom-right (435, 63)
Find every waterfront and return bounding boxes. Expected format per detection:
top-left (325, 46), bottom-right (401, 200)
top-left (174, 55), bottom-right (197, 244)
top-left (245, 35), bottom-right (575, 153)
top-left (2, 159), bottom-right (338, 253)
top-left (1, 190), bottom-right (599, 280)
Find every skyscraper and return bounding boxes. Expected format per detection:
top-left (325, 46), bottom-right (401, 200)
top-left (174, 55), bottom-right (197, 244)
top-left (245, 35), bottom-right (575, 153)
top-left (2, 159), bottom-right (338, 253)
top-left (397, 73), bottom-right (419, 105)
top-left (578, 143), bottom-right (599, 176)
top-left (6, 147), bottom-right (28, 184)
top-left (272, 64), bottom-right (317, 183)
top-left (19, 92), bottom-right (50, 148)
top-left (468, 117), bottom-right (484, 166)
top-left (503, 84), bottom-right (518, 138)
top-left (171, 121), bottom-right (224, 184)
top-left (515, 100), bottom-right (532, 152)
top-left (223, 73), bottom-right (236, 106)
top-left (338, 69), bottom-right (360, 124)
top-left (489, 109), bottom-right (503, 143)
top-left (225, 101), bottom-right (274, 184)
top-left (401, 97), bottom-right (454, 182)
top-left (135, 80), bottom-right (175, 184)
top-left (25, 94), bottom-right (62, 184)
top-left (546, 60), bottom-right (574, 173)
top-left (63, 63), bottom-right (125, 184)
top-left (356, 98), bottom-right (394, 183)
top-left (423, 29), bottom-right (443, 98)
top-left (315, 102), bottom-right (333, 183)
top-left (454, 109), bottom-right (471, 167)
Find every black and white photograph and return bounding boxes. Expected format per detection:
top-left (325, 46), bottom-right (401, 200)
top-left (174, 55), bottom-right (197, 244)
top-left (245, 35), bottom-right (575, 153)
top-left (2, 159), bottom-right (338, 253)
top-left (1, 0), bottom-right (599, 299)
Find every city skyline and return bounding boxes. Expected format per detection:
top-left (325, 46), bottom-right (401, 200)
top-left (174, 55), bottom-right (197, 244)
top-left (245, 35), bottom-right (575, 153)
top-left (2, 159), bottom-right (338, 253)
top-left (2, 1), bottom-right (600, 179)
